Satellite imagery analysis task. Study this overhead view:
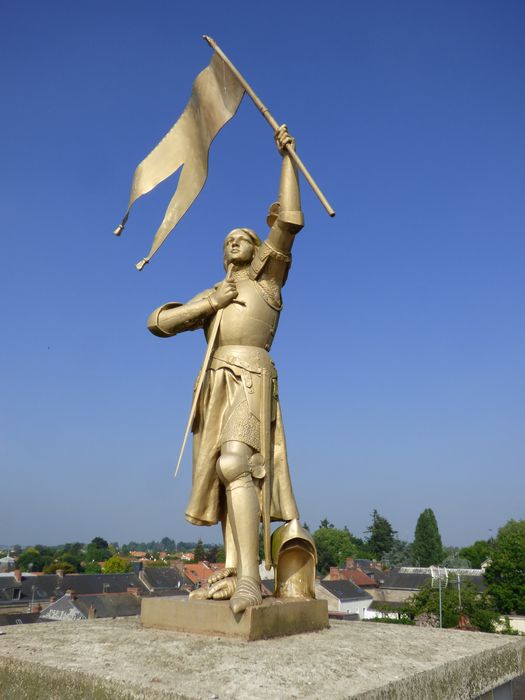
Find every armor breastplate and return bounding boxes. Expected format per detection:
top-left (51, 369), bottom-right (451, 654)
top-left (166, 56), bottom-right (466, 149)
top-left (215, 279), bottom-right (280, 350)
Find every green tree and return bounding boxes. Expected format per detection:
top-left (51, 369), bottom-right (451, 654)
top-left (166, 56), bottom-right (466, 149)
top-left (84, 562), bottom-right (102, 574)
top-left (382, 539), bottom-right (413, 567)
top-left (16, 547), bottom-right (53, 572)
top-left (484, 519), bottom-right (525, 614)
top-left (143, 559), bottom-right (169, 568)
top-left (313, 525), bottom-right (360, 575)
top-left (412, 509), bottom-right (444, 566)
top-left (459, 540), bottom-right (492, 569)
top-left (43, 561), bottom-right (77, 575)
top-left (102, 555), bottom-right (133, 573)
top-left (85, 537), bottom-right (111, 563)
top-left (161, 537), bottom-right (176, 552)
top-left (193, 539), bottom-right (205, 563)
top-left (440, 547), bottom-right (471, 569)
top-left (366, 509), bottom-right (397, 559)
top-left (319, 518), bottom-right (334, 529)
top-left (404, 579), bottom-right (499, 632)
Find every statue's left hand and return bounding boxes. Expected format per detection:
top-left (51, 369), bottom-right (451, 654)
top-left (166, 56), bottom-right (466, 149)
top-left (275, 124), bottom-right (295, 154)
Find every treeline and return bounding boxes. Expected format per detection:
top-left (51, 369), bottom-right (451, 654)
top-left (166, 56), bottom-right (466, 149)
top-left (1, 536), bottom-right (223, 575)
top-left (312, 507), bottom-right (493, 574)
top-left (312, 511), bottom-right (525, 619)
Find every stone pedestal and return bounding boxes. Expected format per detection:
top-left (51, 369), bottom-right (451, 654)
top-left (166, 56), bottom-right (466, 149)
top-left (140, 596), bottom-right (329, 640)
top-left (1, 617), bottom-right (524, 699)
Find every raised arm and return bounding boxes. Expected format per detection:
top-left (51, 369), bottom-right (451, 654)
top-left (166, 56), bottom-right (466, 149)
top-left (267, 125), bottom-right (304, 255)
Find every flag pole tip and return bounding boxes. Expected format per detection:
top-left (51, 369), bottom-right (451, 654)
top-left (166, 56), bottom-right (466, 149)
top-left (203, 35), bottom-right (213, 46)
top-left (135, 258), bottom-right (149, 271)
top-left (114, 224), bottom-right (124, 236)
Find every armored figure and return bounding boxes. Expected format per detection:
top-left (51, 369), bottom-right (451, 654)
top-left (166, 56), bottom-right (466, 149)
top-left (147, 126), bottom-right (313, 613)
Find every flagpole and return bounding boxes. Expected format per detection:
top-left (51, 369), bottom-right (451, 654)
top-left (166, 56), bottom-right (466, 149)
top-left (203, 35), bottom-right (335, 218)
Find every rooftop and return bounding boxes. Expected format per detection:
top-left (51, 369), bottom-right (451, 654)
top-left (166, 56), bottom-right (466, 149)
top-left (0, 617), bottom-right (523, 699)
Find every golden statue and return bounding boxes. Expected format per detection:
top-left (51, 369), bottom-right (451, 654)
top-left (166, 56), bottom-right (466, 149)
top-left (116, 38), bottom-right (334, 616)
top-left (148, 126), bottom-right (317, 613)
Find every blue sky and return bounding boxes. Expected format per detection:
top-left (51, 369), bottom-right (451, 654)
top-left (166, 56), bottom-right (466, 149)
top-left (1, 1), bottom-right (524, 549)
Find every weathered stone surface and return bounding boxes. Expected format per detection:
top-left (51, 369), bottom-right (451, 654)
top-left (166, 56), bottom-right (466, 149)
top-left (141, 596), bottom-right (329, 640)
top-left (0, 617), bottom-right (524, 699)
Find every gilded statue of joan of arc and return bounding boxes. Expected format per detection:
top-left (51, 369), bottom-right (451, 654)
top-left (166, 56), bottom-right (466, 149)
top-left (147, 126), bottom-right (315, 612)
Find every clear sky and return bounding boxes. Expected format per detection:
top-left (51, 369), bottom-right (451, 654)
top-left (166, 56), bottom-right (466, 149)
top-left (1, 1), bottom-right (524, 549)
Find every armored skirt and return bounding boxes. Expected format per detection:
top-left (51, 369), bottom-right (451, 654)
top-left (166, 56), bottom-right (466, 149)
top-left (185, 345), bottom-right (299, 526)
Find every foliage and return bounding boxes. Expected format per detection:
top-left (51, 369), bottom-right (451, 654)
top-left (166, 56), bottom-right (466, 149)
top-left (193, 539), bottom-right (206, 563)
top-left (382, 539), bottom-right (414, 567)
top-left (85, 537), bottom-right (111, 563)
top-left (366, 510), bottom-right (397, 559)
top-left (459, 540), bottom-right (492, 569)
top-left (313, 524), bottom-right (363, 574)
top-left (499, 616), bottom-right (521, 635)
top-left (412, 509), bottom-right (444, 566)
top-left (102, 555), bottom-right (133, 573)
top-left (143, 560), bottom-right (169, 568)
top-left (43, 561), bottom-right (77, 574)
top-left (206, 545), bottom-right (220, 563)
top-left (319, 518), bottom-right (334, 529)
top-left (161, 537), bottom-right (176, 552)
top-left (366, 616), bottom-right (414, 625)
top-left (16, 547), bottom-right (53, 572)
top-left (84, 562), bottom-right (102, 574)
top-left (440, 547), bottom-right (471, 569)
top-left (484, 519), bottom-right (525, 615)
top-left (404, 580), bottom-right (499, 632)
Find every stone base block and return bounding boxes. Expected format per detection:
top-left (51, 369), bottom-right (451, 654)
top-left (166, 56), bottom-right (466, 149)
top-left (140, 596), bottom-right (329, 640)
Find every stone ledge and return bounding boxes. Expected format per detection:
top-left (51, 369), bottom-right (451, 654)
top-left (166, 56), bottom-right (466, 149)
top-left (141, 596), bottom-right (329, 640)
top-left (0, 617), bottom-right (523, 699)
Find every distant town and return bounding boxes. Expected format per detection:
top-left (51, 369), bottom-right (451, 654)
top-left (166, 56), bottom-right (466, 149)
top-left (1, 510), bottom-right (524, 634)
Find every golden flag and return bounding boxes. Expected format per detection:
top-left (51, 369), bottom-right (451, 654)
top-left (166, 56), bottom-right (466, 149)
top-left (115, 53), bottom-right (245, 270)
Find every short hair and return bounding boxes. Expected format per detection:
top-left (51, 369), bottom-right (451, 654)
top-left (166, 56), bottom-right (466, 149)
top-left (223, 228), bottom-right (261, 268)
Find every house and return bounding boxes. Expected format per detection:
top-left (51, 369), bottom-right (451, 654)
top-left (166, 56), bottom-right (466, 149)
top-left (0, 567), bottom-right (191, 619)
top-left (0, 555), bottom-right (16, 572)
top-left (372, 566), bottom-right (486, 605)
top-left (316, 579), bottom-right (373, 618)
top-left (182, 561), bottom-right (215, 587)
top-left (325, 566), bottom-right (378, 591)
top-left (40, 592), bottom-right (141, 621)
top-left (140, 566), bottom-right (192, 594)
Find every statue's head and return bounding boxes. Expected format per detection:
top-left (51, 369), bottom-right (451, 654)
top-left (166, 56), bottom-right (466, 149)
top-left (223, 228), bottom-right (261, 269)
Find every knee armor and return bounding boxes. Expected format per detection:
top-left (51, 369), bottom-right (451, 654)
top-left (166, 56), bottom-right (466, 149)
top-left (216, 452), bottom-right (251, 486)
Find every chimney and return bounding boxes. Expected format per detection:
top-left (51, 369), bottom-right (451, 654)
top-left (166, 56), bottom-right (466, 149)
top-left (56, 569), bottom-right (64, 579)
top-left (329, 567), bottom-right (339, 579)
top-left (13, 569), bottom-right (22, 583)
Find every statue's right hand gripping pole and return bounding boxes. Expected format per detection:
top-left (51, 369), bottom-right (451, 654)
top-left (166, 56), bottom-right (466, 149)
top-left (203, 35), bottom-right (335, 218)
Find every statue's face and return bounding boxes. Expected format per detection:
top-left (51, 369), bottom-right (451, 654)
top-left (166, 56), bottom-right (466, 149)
top-left (224, 230), bottom-right (255, 266)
